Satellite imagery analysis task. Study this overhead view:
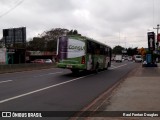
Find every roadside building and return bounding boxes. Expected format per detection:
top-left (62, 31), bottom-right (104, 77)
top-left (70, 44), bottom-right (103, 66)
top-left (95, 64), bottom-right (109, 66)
top-left (26, 51), bottom-right (57, 63)
top-left (0, 48), bottom-right (7, 64)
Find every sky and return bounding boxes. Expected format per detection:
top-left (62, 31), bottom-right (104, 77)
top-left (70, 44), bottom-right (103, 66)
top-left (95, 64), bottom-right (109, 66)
top-left (0, 0), bottom-right (160, 48)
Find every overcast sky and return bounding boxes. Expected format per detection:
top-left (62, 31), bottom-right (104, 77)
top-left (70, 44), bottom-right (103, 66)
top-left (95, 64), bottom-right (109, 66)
top-left (0, 0), bottom-right (160, 48)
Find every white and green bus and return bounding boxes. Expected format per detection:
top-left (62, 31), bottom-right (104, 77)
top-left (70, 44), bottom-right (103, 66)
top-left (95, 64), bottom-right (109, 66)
top-left (57, 35), bottom-right (111, 73)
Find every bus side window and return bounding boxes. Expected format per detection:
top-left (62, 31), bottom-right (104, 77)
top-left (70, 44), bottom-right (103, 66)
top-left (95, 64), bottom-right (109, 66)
top-left (100, 45), bottom-right (105, 55)
top-left (95, 43), bottom-right (100, 54)
top-left (87, 41), bottom-right (95, 54)
top-left (105, 47), bottom-right (109, 56)
top-left (87, 41), bottom-right (92, 53)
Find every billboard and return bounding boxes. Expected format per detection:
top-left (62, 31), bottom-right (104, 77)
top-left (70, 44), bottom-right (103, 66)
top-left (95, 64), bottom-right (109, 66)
top-left (157, 33), bottom-right (160, 42)
top-left (147, 32), bottom-right (155, 51)
top-left (3, 27), bottom-right (26, 45)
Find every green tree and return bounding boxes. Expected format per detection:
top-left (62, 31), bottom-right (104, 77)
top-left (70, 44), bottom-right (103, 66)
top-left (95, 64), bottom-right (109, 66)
top-left (73, 30), bottom-right (78, 35)
top-left (112, 45), bottom-right (124, 54)
top-left (67, 29), bottom-right (78, 35)
top-left (40, 28), bottom-right (69, 41)
top-left (27, 37), bottom-right (46, 51)
top-left (26, 28), bottom-right (81, 51)
top-left (68, 30), bottom-right (73, 35)
top-left (46, 40), bottom-right (57, 51)
top-left (27, 28), bottom-right (70, 51)
top-left (126, 47), bottom-right (138, 56)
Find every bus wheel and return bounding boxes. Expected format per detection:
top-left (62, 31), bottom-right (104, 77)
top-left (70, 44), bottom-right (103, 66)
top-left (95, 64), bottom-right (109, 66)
top-left (71, 69), bottom-right (79, 74)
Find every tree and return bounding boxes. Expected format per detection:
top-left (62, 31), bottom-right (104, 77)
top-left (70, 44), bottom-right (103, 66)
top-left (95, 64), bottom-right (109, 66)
top-left (39, 28), bottom-right (69, 41)
top-left (67, 29), bottom-right (78, 35)
top-left (138, 47), bottom-right (146, 56)
top-left (126, 47), bottom-right (139, 56)
top-left (68, 30), bottom-right (73, 35)
top-left (73, 30), bottom-right (78, 35)
top-left (26, 28), bottom-right (80, 51)
top-left (27, 37), bottom-right (46, 51)
top-left (112, 45), bottom-right (124, 54)
top-left (46, 40), bottom-right (57, 51)
top-left (26, 28), bottom-right (70, 51)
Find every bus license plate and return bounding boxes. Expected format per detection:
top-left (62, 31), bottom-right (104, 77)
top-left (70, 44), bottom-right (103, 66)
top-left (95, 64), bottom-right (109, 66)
top-left (67, 65), bottom-right (72, 68)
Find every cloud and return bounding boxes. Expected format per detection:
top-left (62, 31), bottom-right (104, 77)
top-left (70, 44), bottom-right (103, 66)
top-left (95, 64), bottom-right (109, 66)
top-left (0, 0), bottom-right (160, 48)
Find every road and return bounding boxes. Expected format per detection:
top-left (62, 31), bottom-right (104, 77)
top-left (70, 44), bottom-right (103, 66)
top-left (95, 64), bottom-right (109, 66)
top-left (0, 61), bottom-right (139, 119)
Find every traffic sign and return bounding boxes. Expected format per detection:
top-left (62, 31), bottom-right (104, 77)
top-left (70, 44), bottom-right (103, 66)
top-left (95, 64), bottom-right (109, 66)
top-left (147, 32), bottom-right (155, 51)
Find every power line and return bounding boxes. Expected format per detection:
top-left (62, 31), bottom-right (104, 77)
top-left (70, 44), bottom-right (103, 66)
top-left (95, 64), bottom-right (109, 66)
top-left (0, 0), bottom-right (24, 18)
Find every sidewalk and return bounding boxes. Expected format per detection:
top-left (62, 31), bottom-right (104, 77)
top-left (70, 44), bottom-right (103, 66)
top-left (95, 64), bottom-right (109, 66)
top-left (78, 64), bottom-right (160, 120)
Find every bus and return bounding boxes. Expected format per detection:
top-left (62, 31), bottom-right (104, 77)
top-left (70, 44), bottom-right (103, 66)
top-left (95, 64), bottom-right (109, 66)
top-left (57, 35), bottom-right (112, 73)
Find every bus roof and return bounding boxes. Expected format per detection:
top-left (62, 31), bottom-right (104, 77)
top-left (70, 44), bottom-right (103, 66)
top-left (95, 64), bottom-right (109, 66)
top-left (68, 35), bottom-right (111, 49)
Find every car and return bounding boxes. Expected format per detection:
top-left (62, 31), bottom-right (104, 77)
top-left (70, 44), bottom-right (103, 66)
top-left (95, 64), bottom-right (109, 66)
top-left (128, 56), bottom-right (133, 61)
top-left (134, 55), bottom-right (142, 62)
top-left (31, 59), bottom-right (45, 63)
top-left (44, 59), bottom-right (52, 63)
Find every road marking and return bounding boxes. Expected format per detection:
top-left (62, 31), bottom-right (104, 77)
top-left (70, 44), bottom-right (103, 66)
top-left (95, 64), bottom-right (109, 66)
top-left (0, 80), bottom-right (13, 84)
top-left (0, 75), bottom-right (92, 104)
top-left (110, 64), bottom-right (127, 70)
top-left (111, 65), bottom-right (116, 68)
top-left (48, 72), bottom-right (63, 75)
top-left (33, 72), bottom-right (63, 77)
top-left (0, 63), bottom-right (128, 104)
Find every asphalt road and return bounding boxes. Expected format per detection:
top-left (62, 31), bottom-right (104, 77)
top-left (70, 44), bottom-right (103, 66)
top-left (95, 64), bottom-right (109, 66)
top-left (0, 61), bottom-right (139, 120)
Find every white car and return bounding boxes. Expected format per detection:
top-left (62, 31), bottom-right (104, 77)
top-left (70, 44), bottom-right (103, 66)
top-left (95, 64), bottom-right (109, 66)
top-left (134, 55), bottom-right (142, 62)
top-left (44, 59), bottom-right (52, 63)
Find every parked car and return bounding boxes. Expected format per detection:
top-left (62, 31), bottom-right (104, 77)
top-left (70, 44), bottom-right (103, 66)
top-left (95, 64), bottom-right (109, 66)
top-left (31, 59), bottom-right (45, 63)
top-left (44, 59), bottom-right (52, 63)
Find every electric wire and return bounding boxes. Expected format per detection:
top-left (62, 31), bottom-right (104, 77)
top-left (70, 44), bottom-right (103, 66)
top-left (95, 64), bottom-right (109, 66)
top-left (0, 0), bottom-right (24, 18)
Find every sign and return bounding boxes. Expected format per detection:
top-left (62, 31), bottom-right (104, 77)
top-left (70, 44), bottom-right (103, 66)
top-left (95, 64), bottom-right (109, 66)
top-left (157, 34), bottom-right (160, 42)
top-left (29, 51), bottom-right (55, 56)
top-left (147, 32), bottom-right (155, 51)
top-left (3, 27), bottom-right (26, 45)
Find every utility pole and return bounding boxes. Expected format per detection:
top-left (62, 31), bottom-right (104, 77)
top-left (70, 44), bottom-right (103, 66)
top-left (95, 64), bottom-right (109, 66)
top-left (153, 24), bottom-right (160, 50)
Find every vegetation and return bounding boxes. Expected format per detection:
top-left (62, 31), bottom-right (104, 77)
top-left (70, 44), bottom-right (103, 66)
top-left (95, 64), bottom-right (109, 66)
top-left (112, 45), bottom-right (124, 54)
top-left (112, 45), bottom-right (138, 56)
top-left (26, 28), bottom-right (79, 51)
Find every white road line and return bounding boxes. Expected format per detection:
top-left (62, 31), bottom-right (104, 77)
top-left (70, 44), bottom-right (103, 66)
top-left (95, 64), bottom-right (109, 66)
top-left (0, 75), bottom-right (92, 104)
top-left (48, 72), bottom-right (63, 75)
top-left (0, 80), bottom-right (13, 84)
top-left (111, 65), bottom-right (116, 68)
top-left (0, 63), bottom-right (128, 104)
top-left (109, 64), bottom-right (127, 70)
top-left (33, 72), bottom-right (63, 77)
